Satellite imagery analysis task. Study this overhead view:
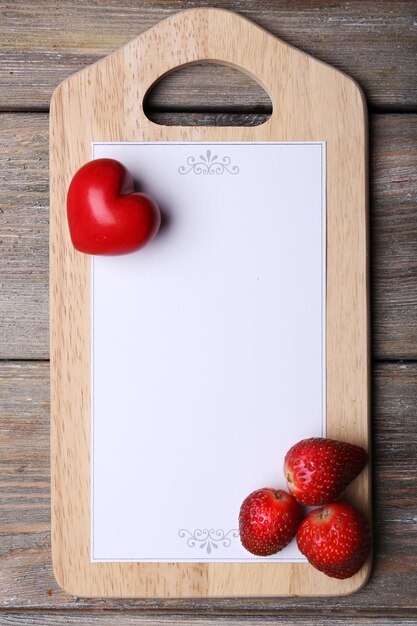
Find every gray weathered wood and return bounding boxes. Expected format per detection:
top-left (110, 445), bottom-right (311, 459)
top-left (0, 113), bottom-right (416, 360)
top-left (1, 1), bottom-right (416, 111)
top-left (371, 115), bottom-right (417, 359)
top-left (0, 614), bottom-right (416, 625)
top-left (0, 361), bottom-right (416, 609)
top-left (0, 113), bottom-right (49, 359)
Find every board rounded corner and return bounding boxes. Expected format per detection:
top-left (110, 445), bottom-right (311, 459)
top-left (51, 559), bottom-right (82, 599)
top-left (331, 557), bottom-right (373, 597)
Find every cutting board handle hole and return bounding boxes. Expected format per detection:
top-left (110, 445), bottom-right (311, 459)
top-left (143, 62), bottom-right (272, 127)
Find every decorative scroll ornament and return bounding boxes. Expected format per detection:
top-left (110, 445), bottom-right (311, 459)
top-left (178, 150), bottom-right (239, 175)
top-left (178, 528), bottom-right (239, 554)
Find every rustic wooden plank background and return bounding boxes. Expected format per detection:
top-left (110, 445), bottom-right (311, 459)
top-left (2, 617), bottom-right (417, 626)
top-left (1, 0), bottom-right (416, 110)
top-left (0, 0), bottom-right (416, 623)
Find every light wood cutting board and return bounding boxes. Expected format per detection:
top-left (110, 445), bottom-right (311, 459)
top-left (50, 7), bottom-right (370, 597)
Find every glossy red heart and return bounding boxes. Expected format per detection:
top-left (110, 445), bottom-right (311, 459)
top-left (67, 158), bottom-right (161, 255)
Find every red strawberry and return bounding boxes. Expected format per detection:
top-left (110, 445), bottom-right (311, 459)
top-left (284, 438), bottom-right (367, 505)
top-left (297, 502), bottom-right (371, 579)
top-left (239, 488), bottom-right (303, 556)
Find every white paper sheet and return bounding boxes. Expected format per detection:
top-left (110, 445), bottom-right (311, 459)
top-left (91, 141), bottom-right (326, 562)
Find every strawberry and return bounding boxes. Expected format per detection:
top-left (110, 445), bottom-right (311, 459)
top-left (284, 438), bottom-right (367, 505)
top-left (297, 502), bottom-right (371, 579)
top-left (239, 488), bottom-right (303, 556)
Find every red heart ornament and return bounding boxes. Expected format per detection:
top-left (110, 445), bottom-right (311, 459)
top-left (67, 158), bottom-right (161, 255)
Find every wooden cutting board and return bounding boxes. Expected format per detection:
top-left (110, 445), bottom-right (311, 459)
top-left (50, 7), bottom-right (370, 597)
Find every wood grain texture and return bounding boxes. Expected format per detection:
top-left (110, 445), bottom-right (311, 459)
top-left (1, 616), bottom-right (417, 626)
top-left (0, 0), bottom-right (415, 618)
top-left (49, 7), bottom-right (369, 597)
top-left (371, 115), bottom-right (417, 359)
top-left (1, 0), bottom-right (417, 111)
top-left (1, 111), bottom-right (416, 360)
top-left (0, 113), bottom-right (49, 360)
top-left (1, 362), bottom-right (416, 609)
